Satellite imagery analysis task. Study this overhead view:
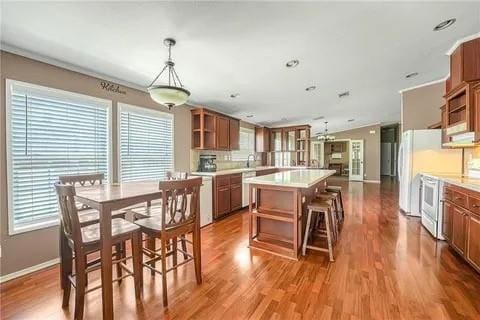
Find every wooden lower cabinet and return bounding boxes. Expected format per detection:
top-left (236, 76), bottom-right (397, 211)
top-left (452, 206), bottom-right (467, 254)
top-left (213, 173), bottom-right (242, 219)
top-left (442, 200), bottom-right (453, 241)
top-left (443, 184), bottom-right (480, 273)
top-left (230, 183), bottom-right (242, 211)
top-left (467, 213), bottom-right (480, 271)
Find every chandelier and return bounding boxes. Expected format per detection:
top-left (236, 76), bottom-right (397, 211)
top-left (317, 121), bottom-right (335, 141)
top-left (148, 38), bottom-right (190, 110)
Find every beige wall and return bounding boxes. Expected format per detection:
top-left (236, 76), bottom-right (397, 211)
top-left (332, 123), bottom-right (381, 181)
top-left (401, 81), bottom-right (445, 132)
top-left (0, 51), bottom-right (191, 276)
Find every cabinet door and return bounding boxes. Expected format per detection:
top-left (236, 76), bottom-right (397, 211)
top-left (443, 201), bottom-right (453, 241)
top-left (216, 116), bottom-right (230, 150)
top-left (229, 119), bottom-right (240, 150)
top-left (450, 45), bottom-right (463, 90)
top-left (271, 129), bottom-right (282, 151)
top-left (215, 186), bottom-right (231, 218)
top-left (452, 206), bottom-right (467, 254)
top-left (467, 213), bottom-right (480, 271)
top-left (230, 183), bottom-right (243, 211)
top-left (255, 127), bottom-right (270, 152)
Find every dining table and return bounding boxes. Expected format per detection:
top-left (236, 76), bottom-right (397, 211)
top-left (74, 178), bottom-right (199, 320)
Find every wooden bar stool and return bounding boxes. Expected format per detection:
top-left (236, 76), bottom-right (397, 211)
top-left (302, 199), bottom-right (335, 261)
top-left (316, 192), bottom-right (339, 242)
top-left (326, 185), bottom-right (344, 222)
top-left (134, 177), bottom-right (203, 307)
top-left (55, 182), bottom-right (143, 320)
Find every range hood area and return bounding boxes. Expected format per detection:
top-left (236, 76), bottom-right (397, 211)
top-left (443, 132), bottom-right (480, 148)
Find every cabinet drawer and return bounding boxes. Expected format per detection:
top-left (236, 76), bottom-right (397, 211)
top-left (468, 196), bottom-right (480, 215)
top-left (230, 174), bottom-right (242, 185)
top-left (216, 175), bottom-right (231, 188)
top-left (452, 191), bottom-right (467, 208)
top-left (444, 187), bottom-right (454, 201)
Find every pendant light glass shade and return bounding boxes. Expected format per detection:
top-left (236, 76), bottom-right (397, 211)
top-left (148, 38), bottom-right (190, 110)
top-left (148, 85), bottom-right (190, 108)
top-left (317, 121), bottom-right (335, 141)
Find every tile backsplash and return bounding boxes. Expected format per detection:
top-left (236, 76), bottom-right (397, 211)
top-left (190, 150), bottom-right (262, 172)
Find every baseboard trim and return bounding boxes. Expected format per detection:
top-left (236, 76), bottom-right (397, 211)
top-left (0, 258), bottom-right (60, 284)
top-left (364, 180), bottom-right (381, 184)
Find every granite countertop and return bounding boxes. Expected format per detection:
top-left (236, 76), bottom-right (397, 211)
top-left (244, 169), bottom-right (337, 188)
top-left (422, 172), bottom-right (480, 192)
top-left (191, 166), bottom-right (308, 177)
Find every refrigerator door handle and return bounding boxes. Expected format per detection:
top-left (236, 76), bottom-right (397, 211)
top-left (397, 143), bottom-right (403, 178)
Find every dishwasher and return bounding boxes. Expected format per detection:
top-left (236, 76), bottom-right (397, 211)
top-left (242, 171), bottom-right (256, 207)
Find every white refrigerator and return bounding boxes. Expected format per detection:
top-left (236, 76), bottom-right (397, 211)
top-left (398, 129), bottom-right (462, 216)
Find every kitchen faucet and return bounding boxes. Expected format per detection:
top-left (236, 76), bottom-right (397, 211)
top-left (246, 154), bottom-right (256, 168)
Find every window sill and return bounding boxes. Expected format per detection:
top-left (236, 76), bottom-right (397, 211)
top-left (9, 219), bottom-right (60, 236)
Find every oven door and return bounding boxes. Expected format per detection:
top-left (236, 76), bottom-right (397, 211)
top-left (421, 176), bottom-right (439, 221)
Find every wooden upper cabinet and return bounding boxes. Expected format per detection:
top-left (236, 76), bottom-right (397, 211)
top-left (191, 109), bottom-right (216, 150)
top-left (229, 118), bottom-right (240, 150)
top-left (449, 38), bottom-right (480, 93)
top-left (216, 116), bottom-right (230, 150)
top-left (255, 127), bottom-right (270, 152)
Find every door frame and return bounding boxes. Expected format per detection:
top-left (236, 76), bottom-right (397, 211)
top-left (349, 139), bottom-right (364, 181)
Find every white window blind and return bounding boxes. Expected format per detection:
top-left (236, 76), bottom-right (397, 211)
top-left (6, 80), bottom-right (110, 234)
top-left (119, 103), bottom-right (173, 182)
top-left (231, 127), bottom-right (255, 161)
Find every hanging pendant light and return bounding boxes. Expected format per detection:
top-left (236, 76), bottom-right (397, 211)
top-left (317, 121), bottom-right (335, 141)
top-left (148, 38), bottom-right (190, 110)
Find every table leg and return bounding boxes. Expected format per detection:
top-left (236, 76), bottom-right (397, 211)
top-left (99, 205), bottom-right (113, 320)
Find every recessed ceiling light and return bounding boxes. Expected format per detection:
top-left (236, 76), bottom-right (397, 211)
top-left (230, 93), bottom-right (240, 98)
top-left (286, 60), bottom-right (299, 68)
top-left (313, 115), bottom-right (325, 120)
top-left (406, 72), bottom-right (418, 79)
top-left (338, 91), bottom-right (350, 98)
top-left (246, 115), bottom-right (253, 118)
top-left (305, 86), bottom-right (316, 91)
top-left (348, 119), bottom-right (355, 122)
top-left (281, 117), bottom-right (288, 121)
top-left (434, 18), bottom-right (456, 31)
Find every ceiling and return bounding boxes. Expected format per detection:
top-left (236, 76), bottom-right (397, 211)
top-left (1, 2), bottom-right (479, 134)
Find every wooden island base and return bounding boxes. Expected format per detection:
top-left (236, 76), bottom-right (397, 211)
top-left (247, 170), bottom-right (336, 260)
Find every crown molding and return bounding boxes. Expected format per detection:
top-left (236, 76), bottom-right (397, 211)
top-left (445, 32), bottom-right (480, 56)
top-left (398, 76), bottom-right (448, 94)
top-left (1, 42), bottom-right (148, 92)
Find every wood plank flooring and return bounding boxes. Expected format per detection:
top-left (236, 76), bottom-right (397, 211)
top-left (1, 178), bottom-right (480, 319)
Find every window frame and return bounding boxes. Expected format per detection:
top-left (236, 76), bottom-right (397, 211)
top-left (231, 126), bottom-right (255, 161)
top-left (117, 102), bottom-right (175, 182)
top-left (5, 79), bottom-right (113, 235)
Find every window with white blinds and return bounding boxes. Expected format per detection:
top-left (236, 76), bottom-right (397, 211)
top-left (118, 103), bottom-right (174, 182)
top-left (231, 127), bottom-right (255, 161)
top-left (6, 80), bottom-right (111, 234)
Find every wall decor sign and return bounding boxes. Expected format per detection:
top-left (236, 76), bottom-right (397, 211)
top-left (100, 81), bottom-right (126, 95)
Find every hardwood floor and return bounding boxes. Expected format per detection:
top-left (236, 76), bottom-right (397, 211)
top-left (2, 178), bottom-right (480, 319)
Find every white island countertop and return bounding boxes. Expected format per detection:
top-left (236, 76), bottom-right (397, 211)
top-left (244, 169), bottom-right (337, 188)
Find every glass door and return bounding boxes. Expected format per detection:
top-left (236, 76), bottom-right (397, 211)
top-left (349, 140), bottom-right (364, 181)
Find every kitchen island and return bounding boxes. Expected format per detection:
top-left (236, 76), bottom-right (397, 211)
top-left (244, 169), bottom-right (336, 260)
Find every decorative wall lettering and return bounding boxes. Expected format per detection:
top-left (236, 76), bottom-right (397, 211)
top-left (100, 81), bottom-right (126, 95)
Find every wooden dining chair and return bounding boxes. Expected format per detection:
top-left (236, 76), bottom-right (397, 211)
top-left (133, 177), bottom-right (203, 307)
top-left (55, 182), bottom-right (143, 320)
top-left (58, 173), bottom-right (127, 291)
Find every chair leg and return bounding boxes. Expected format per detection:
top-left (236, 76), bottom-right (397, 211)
top-left (160, 239), bottom-right (169, 307)
top-left (61, 243), bottom-right (72, 308)
top-left (302, 209), bottom-right (313, 256)
top-left (324, 210), bottom-right (334, 262)
top-left (180, 235), bottom-right (188, 260)
top-left (193, 226), bottom-right (202, 285)
top-left (132, 232), bottom-right (143, 299)
top-left (74, 251), bottom-right (86, 320)
top-left (172, 237), bottom-right (178, 267)
top-left (115, 243), bottom-right (123, 284)
top-left (146, 236), bottom-right (156, 276)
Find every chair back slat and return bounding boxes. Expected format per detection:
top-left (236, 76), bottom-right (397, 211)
top-left (58, 173), bottom-right (104, 210)
top-left (55, 182), bottom-right (82, 244)
top-left (159, 177), bottom-right (202, 230)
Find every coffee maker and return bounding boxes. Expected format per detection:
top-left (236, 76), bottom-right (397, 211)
top-left (198, 154), bottom-right (217, 172)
